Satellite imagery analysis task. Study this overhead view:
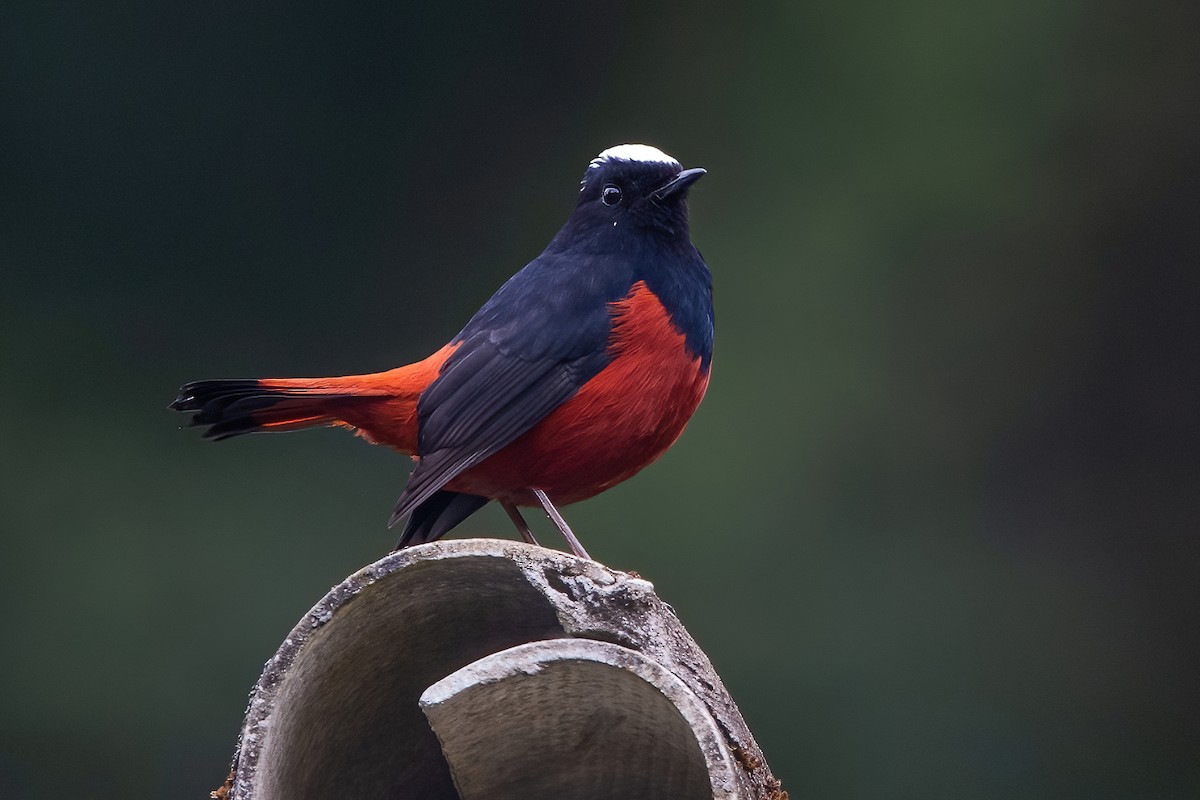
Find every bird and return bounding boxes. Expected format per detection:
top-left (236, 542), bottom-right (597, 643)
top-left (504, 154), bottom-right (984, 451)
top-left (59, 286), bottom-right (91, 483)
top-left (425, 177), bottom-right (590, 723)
top-left (170, 144), bottom-right (713, 559)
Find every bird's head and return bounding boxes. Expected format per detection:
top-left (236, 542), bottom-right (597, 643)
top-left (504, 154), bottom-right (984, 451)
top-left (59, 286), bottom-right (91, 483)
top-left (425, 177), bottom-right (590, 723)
top-left (570, 144), bottom-right (706, 240)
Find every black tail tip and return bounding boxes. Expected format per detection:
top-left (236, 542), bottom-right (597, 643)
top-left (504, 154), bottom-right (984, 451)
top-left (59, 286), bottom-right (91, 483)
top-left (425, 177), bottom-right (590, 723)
top-left (168, 393), bottom-right (195, 411)
top-left (168, 379), bottom-right (263, 412)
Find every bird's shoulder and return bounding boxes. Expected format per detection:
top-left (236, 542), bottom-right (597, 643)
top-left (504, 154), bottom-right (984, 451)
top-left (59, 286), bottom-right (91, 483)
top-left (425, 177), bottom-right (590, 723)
top-left (454, 250), bottom-right (637, 361)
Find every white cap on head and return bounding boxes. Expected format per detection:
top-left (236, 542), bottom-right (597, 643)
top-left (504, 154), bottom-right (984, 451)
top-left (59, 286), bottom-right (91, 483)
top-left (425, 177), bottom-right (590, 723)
top-left (588, 144), bottom-right (681, 171)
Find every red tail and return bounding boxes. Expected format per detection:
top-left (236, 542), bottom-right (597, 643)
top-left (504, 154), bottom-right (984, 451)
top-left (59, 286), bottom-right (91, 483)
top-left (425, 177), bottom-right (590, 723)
top-left (169, 344), bottom-right (456, 453)
top-left (169, 378), bottom-right (364, 439)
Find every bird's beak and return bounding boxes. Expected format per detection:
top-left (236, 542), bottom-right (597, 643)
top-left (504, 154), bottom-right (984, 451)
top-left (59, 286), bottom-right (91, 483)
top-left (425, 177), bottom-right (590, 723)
top-left (652, 167), bottom-right (707, 200)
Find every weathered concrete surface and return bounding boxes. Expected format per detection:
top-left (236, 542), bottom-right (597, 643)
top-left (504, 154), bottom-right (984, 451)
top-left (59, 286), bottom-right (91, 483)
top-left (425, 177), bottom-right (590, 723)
top-left (221, 539), bottom-right (782, 800)
top-left (421, 638), bottom-right (739, 799)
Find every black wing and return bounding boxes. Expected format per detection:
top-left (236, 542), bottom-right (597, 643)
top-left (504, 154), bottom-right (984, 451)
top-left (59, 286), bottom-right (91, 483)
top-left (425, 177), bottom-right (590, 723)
top-left (387, 253), bottom-right (633, 527)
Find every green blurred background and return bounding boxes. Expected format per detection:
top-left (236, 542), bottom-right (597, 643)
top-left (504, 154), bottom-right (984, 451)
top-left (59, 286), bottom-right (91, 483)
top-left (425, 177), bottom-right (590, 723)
top-left (2, 1), bottom-right (1197, 797)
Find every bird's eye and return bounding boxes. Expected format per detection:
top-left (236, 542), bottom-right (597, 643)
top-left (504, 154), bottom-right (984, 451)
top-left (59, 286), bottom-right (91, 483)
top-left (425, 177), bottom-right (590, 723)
top-left (601, 184), bottom-right (623, 206)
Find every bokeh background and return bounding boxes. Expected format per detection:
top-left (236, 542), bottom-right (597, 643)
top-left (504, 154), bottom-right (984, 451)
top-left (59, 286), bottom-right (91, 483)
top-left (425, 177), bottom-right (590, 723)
top-left (2, 2), bottom-right (1197, 798)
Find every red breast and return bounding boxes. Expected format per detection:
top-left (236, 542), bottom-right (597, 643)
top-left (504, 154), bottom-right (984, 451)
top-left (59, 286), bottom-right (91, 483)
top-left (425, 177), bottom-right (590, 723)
top-left (443, 280), bottom-right (710, 505)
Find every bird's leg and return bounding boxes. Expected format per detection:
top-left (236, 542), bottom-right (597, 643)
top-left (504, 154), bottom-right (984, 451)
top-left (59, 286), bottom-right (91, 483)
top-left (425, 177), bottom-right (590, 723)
top-left (532, 489), bottom-right (592, 560)
top-left (501, 501), bottom-right (541, 547)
